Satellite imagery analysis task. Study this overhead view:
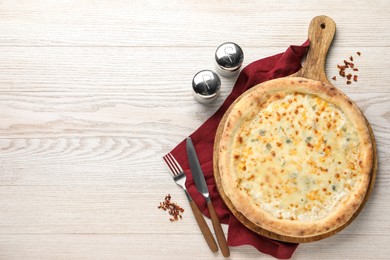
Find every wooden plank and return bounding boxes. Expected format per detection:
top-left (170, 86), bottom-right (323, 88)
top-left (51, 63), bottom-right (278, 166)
top-left (0, 47), bottom-right (387, 93)
top-left (0, 186), bottom-right (213, 234)
top-left (0, 185), bottom-right (387, 235)
top-left (0, 1), bottom-right (388, 47)
top-left (0, 233), bottom-right (273, 260)
top-left (0, 134), bottom-right (387, 186)
top-left (0, 92), bottom-right (387, 141)
top-left (0, 233), bottom-right (387, 259)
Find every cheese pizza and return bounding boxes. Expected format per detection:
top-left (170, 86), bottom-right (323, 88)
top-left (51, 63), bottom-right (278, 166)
top-left (217, 77), bottom-right (373, 237)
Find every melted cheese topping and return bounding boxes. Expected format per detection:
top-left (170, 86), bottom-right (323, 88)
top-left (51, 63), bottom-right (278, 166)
top-left (234, 93), bottom-right (364, 221)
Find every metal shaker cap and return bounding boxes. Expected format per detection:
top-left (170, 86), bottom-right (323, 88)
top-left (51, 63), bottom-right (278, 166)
top-left (215, 42), bottom-right (244, 77)
top-left (192, 70), bottom-right (221, 104)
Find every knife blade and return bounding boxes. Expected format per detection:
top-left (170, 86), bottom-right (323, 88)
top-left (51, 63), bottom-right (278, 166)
top-left (186, 137), bottom-right (230, 257)
top-left (186, 137), bottom-right (210, 201)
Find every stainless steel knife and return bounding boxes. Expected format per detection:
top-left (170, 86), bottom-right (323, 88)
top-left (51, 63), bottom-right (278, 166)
top-left (186, 137), bottom-right (230, 258)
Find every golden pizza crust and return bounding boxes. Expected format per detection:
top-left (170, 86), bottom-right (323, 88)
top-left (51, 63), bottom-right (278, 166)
top-left (218, 77), bottom-right (373, 237)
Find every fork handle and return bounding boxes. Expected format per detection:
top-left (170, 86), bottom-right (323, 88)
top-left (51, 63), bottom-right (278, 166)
top-left (189, 200), bottom-right (218, 253)
top-left (207, 200), bottom-right (230, 258)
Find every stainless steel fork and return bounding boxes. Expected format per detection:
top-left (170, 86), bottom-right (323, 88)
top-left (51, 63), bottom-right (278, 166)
top-left (163, 153), bottom-right (218, 253)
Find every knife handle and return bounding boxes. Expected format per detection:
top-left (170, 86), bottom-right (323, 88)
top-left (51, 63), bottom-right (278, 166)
top-left (207, 200), bottom-right (230, 258)
top-left (189, 200), bottom-right (218, 253)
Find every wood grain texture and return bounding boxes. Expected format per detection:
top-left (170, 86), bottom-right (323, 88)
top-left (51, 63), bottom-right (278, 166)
top-left (207, 201), bottom-right (230, 257)
top-left (294, 15), bottom-right (336, 83)
top-left (0, 0), bottom-right (389, 259)
top-left (189, 200), bottom-right (218, 253)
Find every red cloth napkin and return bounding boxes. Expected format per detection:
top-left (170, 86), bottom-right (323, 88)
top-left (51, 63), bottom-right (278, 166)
top-left (167, 40), bottom-right (310, 259)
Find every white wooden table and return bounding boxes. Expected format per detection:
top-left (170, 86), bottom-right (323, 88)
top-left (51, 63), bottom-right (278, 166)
top-left (0, 1), bottom-right (389, 259)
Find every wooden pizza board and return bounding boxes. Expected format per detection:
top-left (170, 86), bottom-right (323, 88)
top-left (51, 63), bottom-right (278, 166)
top-left (213, 15), bottom-right (378, 243)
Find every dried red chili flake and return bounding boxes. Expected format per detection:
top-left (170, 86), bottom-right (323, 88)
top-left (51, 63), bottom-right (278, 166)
top-left (333, 52), bottom-right (361, 85)
top-left (158, 194), bottom-right (184, 222)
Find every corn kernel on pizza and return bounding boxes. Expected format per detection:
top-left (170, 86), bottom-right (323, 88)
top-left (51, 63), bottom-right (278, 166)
top-left (217, 77), bottom-right (373, 237)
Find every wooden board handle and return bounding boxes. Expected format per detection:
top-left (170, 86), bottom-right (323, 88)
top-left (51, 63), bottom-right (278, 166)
top-left (207, 200), bottom-right (230, 257)
top-left (294, 15), bottom-right (336, 84)
top-left (189, 200), bottom-right (218, 253)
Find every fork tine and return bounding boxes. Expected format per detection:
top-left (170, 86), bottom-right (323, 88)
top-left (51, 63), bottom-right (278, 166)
top-left (168, 153), bottom-right (184, 172)
top-left (163, 154), bottom-right (178, 175)
top-left (164, 153), bottom-right (183, 176)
